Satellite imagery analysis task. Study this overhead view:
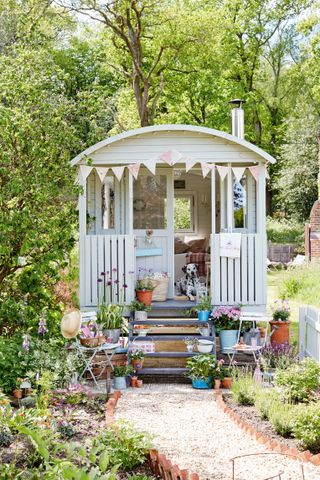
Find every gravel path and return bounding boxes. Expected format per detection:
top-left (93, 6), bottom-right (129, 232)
top-left (115, 384), bottom-right (320, 480)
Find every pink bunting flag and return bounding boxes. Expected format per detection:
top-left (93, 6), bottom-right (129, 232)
top-left (159, 149), bottom-right (183, 166)
top-left (128, 163), bottom-right (140, 180)
top-left (201, 162), bottom-right (212, 178)
top-left (95, 167), bottom-right (109, 183)
top-left (112, 166), bottom-right (125, 182)
top-left (216, 165), bottom-right (228, 181)
top-left (249, 165), bottom-right (260, 181)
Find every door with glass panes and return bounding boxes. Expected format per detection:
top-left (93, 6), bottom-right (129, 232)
top-left (133, 168), bottom-right (174, 298)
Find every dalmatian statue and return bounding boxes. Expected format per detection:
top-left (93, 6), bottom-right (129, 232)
top-left (176, 263), bottom-right (201, 301)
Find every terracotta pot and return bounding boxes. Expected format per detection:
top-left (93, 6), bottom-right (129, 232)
top-left (136, 379), bottom-right (143, 388)
top-left (136, 290), bottom-right (153, 306)
top-left (130, 377), bottom-right (138, 387)
top-left (132, 359), bottom-right (144, 370)
top-left (270, 320), bottom-right (291, 345)
top-left (13, 389), bottom-right (23, 399)
top-left (214, 379), bottom-right (221, 390)
top-left (222, 377), bottom-right (232, 389)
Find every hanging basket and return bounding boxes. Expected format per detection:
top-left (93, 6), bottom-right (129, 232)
top-left (150, 277), bottom-right (169, 302)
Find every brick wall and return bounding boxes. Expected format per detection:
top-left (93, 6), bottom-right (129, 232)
top-left (308, 200), bottom-right (320, 259)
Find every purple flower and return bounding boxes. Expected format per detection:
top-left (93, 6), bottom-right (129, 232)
top-left (38, 317), bottom-right (47, 336)
top-left (114, 279), bottom-right (119, 284)
top-left (123, 284), bottom-right (128, 288)
top-left (107, 280), bottom-right (112, 286)
top-left (101, 272), bottom-right (106, 276)
top-left (22, 334), bottom-right (30, 352)
top-left (97, 278), bottom-right (103, 283)
top-left (112, 268), bottom-right (117, 272)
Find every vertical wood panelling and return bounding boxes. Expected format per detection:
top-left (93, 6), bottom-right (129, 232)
top-left (211, 234), bottom-right (265, 307)
top-left (82, 235), bottom-right (135, 307)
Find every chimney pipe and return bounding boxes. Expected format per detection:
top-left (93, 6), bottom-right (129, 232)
top-left (229, 99), bottom-right (245, 140)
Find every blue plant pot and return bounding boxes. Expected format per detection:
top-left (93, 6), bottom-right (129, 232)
top-left (219, 329), bottom-right (238, 353)
top-left (113, 377), bottom-right (127, 390)
top-left (198, 310), bottom-right (210, 322)
top-left (192, 377), bottom-right (212, 389)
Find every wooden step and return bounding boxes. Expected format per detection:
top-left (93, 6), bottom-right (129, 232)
top-left (144, 351), bottom-right (205, 358)
top-left (131, 335), bottom-right (215, 341)
top-left (133, 319), bottom-right (206, 326)
top-left (138, 367), bottom-right (188, 375)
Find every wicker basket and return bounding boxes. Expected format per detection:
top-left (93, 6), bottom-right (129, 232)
top-left (80, 335), bottom-right (105, 347)
top-left (151, 277), bottom-right (169, 302)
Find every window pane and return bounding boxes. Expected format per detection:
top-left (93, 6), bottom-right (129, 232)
top-left (102, 176), bottom-right (115, 229)
top-left (233, 176), bottom-right (246, 228)
top-left (133, 175), bottom-right (167, 229)
top-left (174, 197), bottom-right (192, 231)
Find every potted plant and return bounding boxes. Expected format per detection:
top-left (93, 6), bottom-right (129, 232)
top-left (222, 366), bottom-right (233, 389)
top-left (184, 337), bottom-right (196, 353)
top-left (128, 350), bottom-right (145, 370)
top-left (212, 306), bottom-right (241, 353)
top-left (79, 321), bottom-right (105, 347)
top-left (112, 365), bottom-right (134, 390)
top-left (270, 299), bottom-right (291, 345)
top-left (135, 278), bottom-right (155, 306)
top-left (196, 295), bottom-right (212, 322)
top-left (12, 378), bottom-right (23, 399)
top-left (186, 354), bottom-right (217, 389)
top-left (98, 304), bottom-right (126, 343)
top-left (130, 300), bottom-right (151, 321)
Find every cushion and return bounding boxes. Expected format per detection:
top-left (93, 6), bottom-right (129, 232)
top-left (174, 237), bottom-right (189, 254)
top-left (185, 238), bottom-right (206, 253)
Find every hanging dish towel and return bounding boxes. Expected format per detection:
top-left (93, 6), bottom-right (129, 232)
top-left (220, 233), bottom-right (242, 258)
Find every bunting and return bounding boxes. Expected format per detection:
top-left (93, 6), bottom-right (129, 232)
top-left (128, 163), bottom-right (140, 180)
top-left (185, 156), bottom-right (198, 172)
top-left (201, 161), bottom-right (212, 178)
top-left (232, 167), bottom-right (246, 183)
top-left (95, 167), bottom-right (109, 183)
top-left (79, 165), bottom-right (93, 182)
top-left (159, 149), bottom-right (183, 166)
top-left (216, 165), bottom-right (228, 182)
top-left (249, 165), bottom-right (260, 181)
top-left (144, 158), bottom-right (157, 175)
top-left (112, 166), bottom-right (125, 182)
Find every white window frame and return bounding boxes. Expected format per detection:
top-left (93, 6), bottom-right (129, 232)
top-left (174, 190), bottom-right (197, 234)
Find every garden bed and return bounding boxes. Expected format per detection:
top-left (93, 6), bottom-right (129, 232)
top-left (223, 392), bottom-right (300, 451)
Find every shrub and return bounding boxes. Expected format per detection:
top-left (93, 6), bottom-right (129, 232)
top-left (94, 422), bottom-right (151, 470)
top-left (254, 388), bottom-right (280, 420)
top-left (260, 343), bottom-right (298, 371)
top-left (266, 217), bottom-right (304, 244)
top-left (292, 402), bottom-right (320, 453)
top-left (230, 369), bottom-right (256, 406)
top-left (268, 402), bottom-right (296, 438)
top-left (274, 358), bottom-right (320, 403)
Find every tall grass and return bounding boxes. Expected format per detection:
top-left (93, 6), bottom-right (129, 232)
top-left (279, 264), bottom-right (320, 307)
top-left (266, 217), bottom-right (304, 245)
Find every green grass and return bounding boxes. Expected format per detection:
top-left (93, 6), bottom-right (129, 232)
top-left (267, 264), bottom-right (320, 344)
top-left (266, 217), bottom-right (304, 245)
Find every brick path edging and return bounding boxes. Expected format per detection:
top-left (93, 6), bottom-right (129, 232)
top-left (105, 391), bottom-right (200, 479)
top-left (214, 390), bottom-right (320, 467)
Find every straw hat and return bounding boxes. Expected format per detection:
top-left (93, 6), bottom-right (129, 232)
top-left (61, 309), bottom-right (81, 339)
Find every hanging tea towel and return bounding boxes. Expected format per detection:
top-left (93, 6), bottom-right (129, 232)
top-left (220, 233), bottom-right (242, 258)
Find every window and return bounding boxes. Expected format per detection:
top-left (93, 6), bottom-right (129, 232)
top-left (133, 174), bottom-right (167, 229)
top-left (174, 193), bottom-right (195, 233)
top-left (233, 175), bottom-right (247, 229)
top-left (102, 176), bottom-right (115, 230)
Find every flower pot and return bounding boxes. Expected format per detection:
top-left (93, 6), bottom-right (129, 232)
top-left (130, 376), bottom-right (138, 387)
top-left (104, 329), bottom-right (121, 343)
top-left (192, 377), bottom-right (212, 389)
top-left (222, 377), bottom-right (232, 389)
top-left (134, 311), bottom-right (148, 321)
top-left (198, 310), bottom-right (210, 322)
top-left (136, 379), bottom-right (143, 388)
top-left (132, 359), bottom-right (144, 370)
top-left (214, 379), bottom-right (221, 390)
top-left (270, 321), bottom-right (291, 345)
top-left (136, 290), bottom-right (153, 306)
top-left (197, 339), bottom-right (214, 353)
top-left (114, 376), bottom-right (127, 390)
top-left (12, 389), bottom-right (23, 399)
top-left (219, 329), bottom-right (238, 353)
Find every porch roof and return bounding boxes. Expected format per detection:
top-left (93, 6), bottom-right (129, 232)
top-left (71, 124), bottom-right (276, 167)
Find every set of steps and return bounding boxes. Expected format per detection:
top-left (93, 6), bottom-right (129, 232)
top-left (128, 308), bottom-right (216, 382)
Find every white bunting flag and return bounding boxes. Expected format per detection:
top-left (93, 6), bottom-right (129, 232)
top-left (112, 166), bottom-right (125, 182)
top-left (79, 165), bottom-right (93, 182)
top-left (232, 167), bottom-right (246, 183)
top-left (249, 165), bottom-right (260, 181)
top-left (144, 158), bottom-right (157, 175)
top-left (159, 149), bottom-right (183, 166)
top-left (216, 165), bottom-right (228, 182)
top-left (95, 167), bottom-right (109, 183)
top-left (185, 156), bottom-right (198, 172)
top-left (201, 162), bottom-right (212, 178)
top-left (128, 163), bottom-right (140, 180)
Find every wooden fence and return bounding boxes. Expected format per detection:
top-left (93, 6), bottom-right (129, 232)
top-left (299, 306), bottom-right (320, 362)
top-left (211, 233), bottom-right (266, 307)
